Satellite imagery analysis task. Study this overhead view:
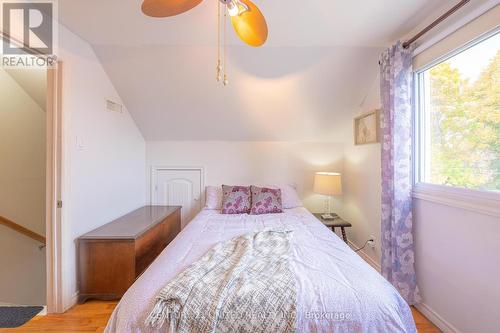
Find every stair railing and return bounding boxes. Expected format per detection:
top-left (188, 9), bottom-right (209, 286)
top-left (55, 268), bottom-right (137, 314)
top-left (0, 215), bottom-right (46, 250)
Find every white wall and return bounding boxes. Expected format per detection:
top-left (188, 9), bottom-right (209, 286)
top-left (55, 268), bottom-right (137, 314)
top-left (414, 200), bottom-right (500, 333)
top-left (0, 69), bottom-right (46, 235)
top-left (0, 68), bottom-right (46, 305)
top-left (58, 24), bottom-right (146, 309)
top-left (0, 227), bottom-right (46, 306)
top-left (342, 74), bottom-right (382, 264)
top-left (146, 141), bottom-right (344, 214)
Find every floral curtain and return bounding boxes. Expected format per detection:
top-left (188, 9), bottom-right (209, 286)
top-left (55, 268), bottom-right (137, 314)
top-left (379, 42), bottom-right (421, 305)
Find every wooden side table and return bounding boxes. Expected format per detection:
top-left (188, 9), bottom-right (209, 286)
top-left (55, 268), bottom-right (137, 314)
top-left (313, 213), bottom-right (352, 244)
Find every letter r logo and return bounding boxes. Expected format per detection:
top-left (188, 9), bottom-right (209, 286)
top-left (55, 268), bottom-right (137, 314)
top-left (2, 2), bottom-right (53, 55)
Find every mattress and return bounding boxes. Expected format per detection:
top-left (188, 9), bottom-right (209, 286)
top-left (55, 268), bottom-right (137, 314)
top-left (105, 207), bottom-right (416, 333)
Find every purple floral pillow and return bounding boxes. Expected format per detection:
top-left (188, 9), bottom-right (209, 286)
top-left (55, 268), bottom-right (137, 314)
top-left (221, 185), bottom-right (251, 214)
top-left (250, 186), bottom-right (283, 215)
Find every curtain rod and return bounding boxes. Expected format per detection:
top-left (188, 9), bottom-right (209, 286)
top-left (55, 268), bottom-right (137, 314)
top-left (403, 0), bottom-right (471, 49)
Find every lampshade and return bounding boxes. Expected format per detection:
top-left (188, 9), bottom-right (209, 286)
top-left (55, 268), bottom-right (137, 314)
top-left (313, 172), bottom-right (342, 196)
top-left (231, 0), bottom-right (268, 47)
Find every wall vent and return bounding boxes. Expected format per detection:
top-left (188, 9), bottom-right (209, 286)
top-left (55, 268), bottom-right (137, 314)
top-left (105, 99), bottom-right (123, 113)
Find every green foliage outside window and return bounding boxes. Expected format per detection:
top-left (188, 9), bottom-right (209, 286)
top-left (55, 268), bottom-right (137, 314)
top-left (428, 50), bottom-right (499, 191)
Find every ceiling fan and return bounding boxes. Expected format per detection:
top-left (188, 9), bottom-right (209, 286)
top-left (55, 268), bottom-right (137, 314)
top-left (141, 0), bottom-right (268, 47)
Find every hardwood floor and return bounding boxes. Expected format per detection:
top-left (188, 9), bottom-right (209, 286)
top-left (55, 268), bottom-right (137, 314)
top-left (0, 301), bottom-right (440, 333)
top-left (412, 307), bottom-right (442, 333)
top-left (0, 301), bottom-right (117, 333)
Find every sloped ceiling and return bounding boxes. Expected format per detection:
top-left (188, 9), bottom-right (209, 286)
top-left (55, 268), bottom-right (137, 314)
top-left (5, 69), bottom-right (46, 110)
top-left (58, 0), bottom-right (458, 141)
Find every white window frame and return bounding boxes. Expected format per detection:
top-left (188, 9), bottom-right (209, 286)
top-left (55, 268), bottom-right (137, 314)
top-left (413, 28), bottom-right (500, 218)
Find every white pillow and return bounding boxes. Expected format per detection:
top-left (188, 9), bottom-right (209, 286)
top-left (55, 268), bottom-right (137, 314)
top-left (266, 184), bottom-right (303, 209)
top-left (205, 186), bottom-right (223, 209)
top-left (205, 184), bottom-right (302, 210)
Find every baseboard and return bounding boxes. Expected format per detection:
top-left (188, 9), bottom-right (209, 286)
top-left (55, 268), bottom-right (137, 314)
top-left (36, 306), bottom-right (47, 316)
top-left (0, 302), bottom-right (17, 306)
top-left (71, 291), bottom-right (79, 307)
top-left (348, 239), bottom-right (381, 272)
top-left (64, 291), bottom-right (79, 312)
top-left (415, 302), bottom-right (460, 333)
top-left (348, 240), bottom-right (459, 332)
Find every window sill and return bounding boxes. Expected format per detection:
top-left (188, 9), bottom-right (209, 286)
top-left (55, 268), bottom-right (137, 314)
top-left (413, 183), bottom-right (500, 217)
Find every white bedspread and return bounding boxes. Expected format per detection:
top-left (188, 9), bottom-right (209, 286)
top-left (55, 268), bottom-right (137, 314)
top-left (105, 208), bottom-right (416, 333)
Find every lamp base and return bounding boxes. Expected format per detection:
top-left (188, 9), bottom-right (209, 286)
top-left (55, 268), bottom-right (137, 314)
top-left (321, 213), bottom-right (338, 220)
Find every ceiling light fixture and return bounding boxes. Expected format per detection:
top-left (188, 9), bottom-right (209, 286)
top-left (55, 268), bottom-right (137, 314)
top-left (223, 0), bottom-right (249, 17)
top-left (141, 0), bottom-right (268, 86)
top-left (141, 0), bottom-right (267, 46)
top-left (227, 0), bottom-right (267, 47)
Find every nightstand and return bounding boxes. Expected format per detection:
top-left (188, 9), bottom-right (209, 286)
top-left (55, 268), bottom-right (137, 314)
top-left (313, 213), bottom-right (352, 244)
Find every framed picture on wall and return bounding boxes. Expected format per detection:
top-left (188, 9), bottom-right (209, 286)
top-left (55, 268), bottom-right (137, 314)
top-left (354, 110), bottom-right (380, 145)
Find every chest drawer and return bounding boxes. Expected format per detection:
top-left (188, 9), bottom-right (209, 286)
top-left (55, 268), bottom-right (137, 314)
top-left (77, 206), bottom-right (181, 303)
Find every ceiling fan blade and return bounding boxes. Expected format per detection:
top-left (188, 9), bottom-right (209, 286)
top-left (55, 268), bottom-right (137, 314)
top-left (231, 0), bottom-right (268, 47)
top-left (141, 0), bottom-right (203, 18)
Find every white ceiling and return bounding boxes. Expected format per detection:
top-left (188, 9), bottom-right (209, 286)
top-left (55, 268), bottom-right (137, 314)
top-left (93, 44), bottom-right (381, 141)
top-left (5, 69), bottom-right (47, 110)
top-left (59, 0), bottom-right (457, 48)
top-left (58, 0), bottom-right (460, 141)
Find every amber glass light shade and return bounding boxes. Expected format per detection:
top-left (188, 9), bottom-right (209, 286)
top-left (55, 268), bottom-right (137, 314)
top-left (141, 0), bottom-right (203, 17)
top-left (231, 0), bottom-right (268, 47)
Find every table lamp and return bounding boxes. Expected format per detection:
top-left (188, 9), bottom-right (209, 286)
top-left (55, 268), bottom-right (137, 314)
top-left (313, 172), bottom-right (342, 220)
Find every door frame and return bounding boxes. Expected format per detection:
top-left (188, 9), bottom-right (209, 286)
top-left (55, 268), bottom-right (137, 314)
top-left (1, 28), bottom-right (64, 313)
top-left (150, 166), bottom-right (205, 207)
top-left (46, 62), bottom-right (63, 313)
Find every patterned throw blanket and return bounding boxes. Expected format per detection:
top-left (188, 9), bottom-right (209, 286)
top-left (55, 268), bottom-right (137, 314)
top-left (145, 230), bottom-right (297, 333)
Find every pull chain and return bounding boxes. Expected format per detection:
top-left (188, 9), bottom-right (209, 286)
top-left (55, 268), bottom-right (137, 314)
top-left (216, 0), bottom-right (222, 82)
top-left (216, 0), bottom-right (228, 87)
top-left (223, 7), bottom-right (228, 86)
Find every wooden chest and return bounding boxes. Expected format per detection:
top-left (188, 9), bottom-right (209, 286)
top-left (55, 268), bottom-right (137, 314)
top-left (77, 206), bottom-right (181, 303)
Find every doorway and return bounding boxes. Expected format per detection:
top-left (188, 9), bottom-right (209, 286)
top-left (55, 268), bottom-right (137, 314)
top-left (0, 67), bottom-right (47, 310)
top-left (0, 63), bottom-right (62, 320)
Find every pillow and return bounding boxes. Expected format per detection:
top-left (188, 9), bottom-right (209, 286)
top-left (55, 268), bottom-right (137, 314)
top-left (221, 185), bottom-right (251, 214)
top-left (207, 184), bottom-right (302, 210)
top-left (205, 186), bottom-right (222, 210)
top-left (275, 184), bottom-right (302, 209)
top-left (258, 184), bottom-right (302, 209)
top-left (250, 186), bottom-right (283, 215)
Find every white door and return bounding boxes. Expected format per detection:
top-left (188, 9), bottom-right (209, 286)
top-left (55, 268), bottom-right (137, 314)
top-left (154, 168), bottom-right (202, 228)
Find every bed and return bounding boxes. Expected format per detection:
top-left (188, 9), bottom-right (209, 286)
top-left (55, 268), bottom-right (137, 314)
top-left (105, 207), bottom-right (416, 332)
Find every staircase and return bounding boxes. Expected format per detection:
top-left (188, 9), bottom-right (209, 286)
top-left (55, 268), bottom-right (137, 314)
top-left (0, 215), bottom-right (46, 307)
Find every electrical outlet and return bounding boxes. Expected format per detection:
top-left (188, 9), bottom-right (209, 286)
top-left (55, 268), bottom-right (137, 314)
top-left (367, 235), bottom-right (376, 248)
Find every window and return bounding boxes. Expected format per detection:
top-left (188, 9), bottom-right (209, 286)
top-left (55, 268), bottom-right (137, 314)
top-left (415, 31), bottom-right (499, 193)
